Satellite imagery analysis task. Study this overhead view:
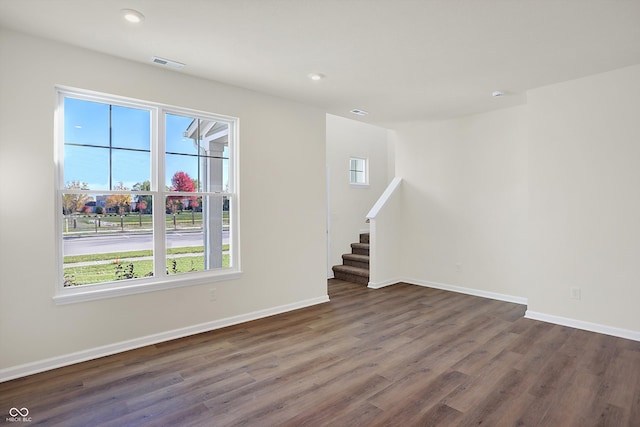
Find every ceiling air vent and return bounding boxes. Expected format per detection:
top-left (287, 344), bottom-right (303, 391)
top-left (151, 56), bottom-right (185, 69)
top-left (350, 109), bottom-right (369, 116)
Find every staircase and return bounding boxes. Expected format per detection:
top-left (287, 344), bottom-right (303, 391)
top-left (332, 233), bottom-right (370, 285)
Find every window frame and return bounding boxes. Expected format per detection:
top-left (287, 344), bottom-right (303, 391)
top-left (54, 87), bottom-right (241, 304)
top-left (349, 157), bottom-right (369, 186)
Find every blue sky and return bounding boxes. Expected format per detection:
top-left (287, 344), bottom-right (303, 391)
top-left (63, 97), bottom-right (228, 192)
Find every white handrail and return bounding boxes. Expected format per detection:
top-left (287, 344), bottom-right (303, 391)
top-left (366, 177), bottom-right (402, 220)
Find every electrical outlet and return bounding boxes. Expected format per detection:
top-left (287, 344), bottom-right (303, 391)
top-left (209, 288), bottom-right (217, 302)
top-left (570, 287), bottom-right (581, 300)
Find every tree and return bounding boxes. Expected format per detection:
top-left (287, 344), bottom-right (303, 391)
top-left (136, 200), bottom-right (147, 226)
top-left (172, 171), bottom-right (195, 193)
top-left (167, 171), bottom-right (196, 213)
top-left (62, 181), bottom-right (91, 215)
top-left (105, 182), bottom-right (131, 214)
top-left (133, 180), bottom-right (152, 213)
top-left (189, 197), bottom-right (200, 224)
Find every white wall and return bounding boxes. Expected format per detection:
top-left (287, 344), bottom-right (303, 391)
top-left (527, 64), bottom-right (640, 333)
top-left (0, 29), bottom-right (328, 375)
top-left (326, 114), bottom-right (389, 273)
top-left (390, 64), bottom-right (640, 336)
top-left (392, 106), bottom-right (529, 300)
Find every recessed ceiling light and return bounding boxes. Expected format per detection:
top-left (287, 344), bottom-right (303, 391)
top-left (121, 9), bottom-right (145, 23)
top-left (308, 73), bottom-right (325, 81)
top-left (350, 109), bottom-right (369, 116)
top-left (492, 90), bottom-right (505, 97)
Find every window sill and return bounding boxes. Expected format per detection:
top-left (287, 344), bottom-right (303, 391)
top-left (350, 183), bottom-right (370, 188)
top-left (53, 270), bottom-right (242, 305)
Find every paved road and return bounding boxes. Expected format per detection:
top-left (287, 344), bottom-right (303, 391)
top-left (63, 231), bottom-right (229, 256)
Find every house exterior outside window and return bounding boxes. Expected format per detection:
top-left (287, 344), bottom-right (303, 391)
top-left (55, 87), bottom-right (240, 304)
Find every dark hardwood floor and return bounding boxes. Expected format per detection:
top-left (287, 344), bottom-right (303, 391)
top-left (2, 279), bottom-right (639, 426)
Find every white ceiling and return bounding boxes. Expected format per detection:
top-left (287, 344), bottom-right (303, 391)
top-left (1, 0), bottom-right (640, 125)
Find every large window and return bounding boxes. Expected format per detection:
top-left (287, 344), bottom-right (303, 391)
top-left (55, 88), bottom-right (239, 303)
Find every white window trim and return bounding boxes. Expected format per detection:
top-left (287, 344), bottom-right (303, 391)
top-left (349, 156), bottom-right (369, 187)
top-left (54, 86), bottom-right (241, 304)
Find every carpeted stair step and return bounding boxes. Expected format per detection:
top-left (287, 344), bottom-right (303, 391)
top-left (342, 253), bottom-right (369, 269)
top-left (332, 265), bottom-right (369, 285)
top-left (331, 232), bottom-right (371, 285)
top-left (350, 242), bottom-right (370, 256)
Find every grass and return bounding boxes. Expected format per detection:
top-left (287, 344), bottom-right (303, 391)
top-left (63, 245), bottom-right (230, 264)
top-left (64, 254), bottom-right (230, 286)
top-left (61, 210), bottom-right (232, 285)
top-left (63, 211), bottom-right (229, 235)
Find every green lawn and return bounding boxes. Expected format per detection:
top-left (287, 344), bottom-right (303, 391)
top-left (62, 211), bottom-right (232, 285)
top-left (63, 245), bottom-right (229, 264)
top-left (63, 211), bottom-right (229, 236)
top-left (64, 254), bottom-right (230, 286)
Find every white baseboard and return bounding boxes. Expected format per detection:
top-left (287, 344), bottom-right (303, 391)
top-left (525, 310), bottom-right (640, 342)
top-left (369, 277), bottom-right (639, 342)
top-left (0, 295), bottom-right (329, 383)
top-left (395, 277), bottom-right (528, 305)
top-left (367, 278), bottom-right (399, 289)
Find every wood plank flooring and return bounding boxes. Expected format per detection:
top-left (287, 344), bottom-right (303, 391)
top-left (2, 279), bottom-right (640, 426)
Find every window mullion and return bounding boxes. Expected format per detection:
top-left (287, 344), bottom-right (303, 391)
top-left (153, 108), bottom-right (166, 279)
top-left (109, 105), bottom-right (113, 191)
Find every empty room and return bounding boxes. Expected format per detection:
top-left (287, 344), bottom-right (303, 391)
top-left (1, 1), bottom-right (639, 425)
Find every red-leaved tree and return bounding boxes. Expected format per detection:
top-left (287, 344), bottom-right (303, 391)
top-left (167, 171), bottom-right (197, 213)
top-left (172, 171), bottom-right (195, 193)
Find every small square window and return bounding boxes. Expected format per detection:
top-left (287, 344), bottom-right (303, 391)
top-left (349, 157), bottom-right (368, 185)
